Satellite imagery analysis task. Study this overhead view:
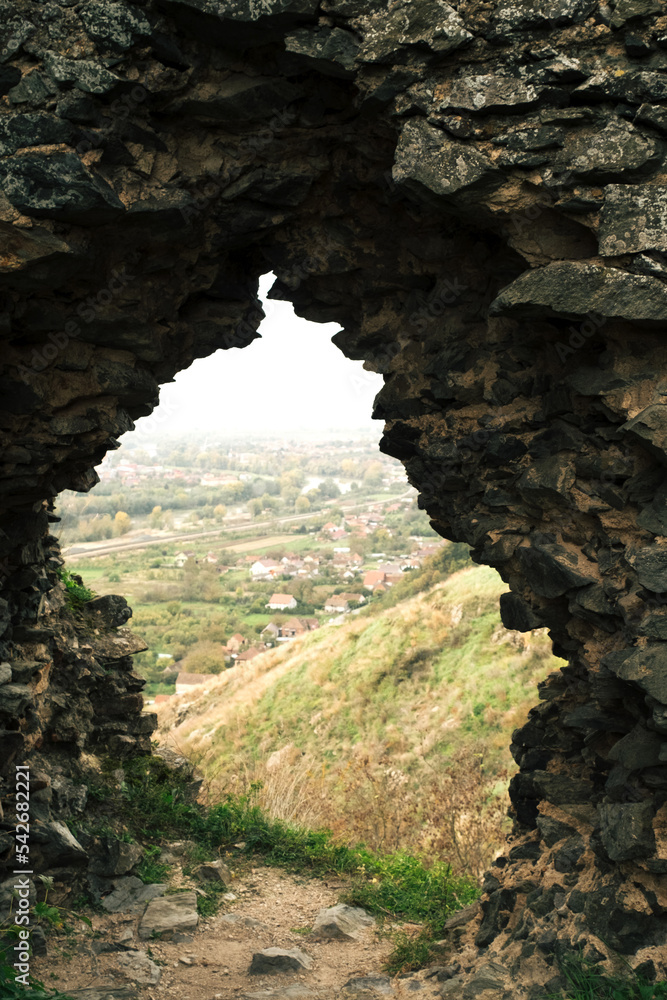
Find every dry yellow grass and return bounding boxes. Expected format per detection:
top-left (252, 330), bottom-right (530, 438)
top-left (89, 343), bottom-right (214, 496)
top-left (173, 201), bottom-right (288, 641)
top-left (157, 566), bottom-right (564, 875)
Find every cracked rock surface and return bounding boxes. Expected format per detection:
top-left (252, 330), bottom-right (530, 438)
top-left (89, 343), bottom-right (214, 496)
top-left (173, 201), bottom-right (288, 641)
top-left (3, 0), bottom-right (667, 992)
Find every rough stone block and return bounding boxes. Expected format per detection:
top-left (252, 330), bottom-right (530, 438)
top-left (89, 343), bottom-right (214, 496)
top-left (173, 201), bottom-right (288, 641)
top-left (599, 802), bottom-right (656, 861)
top-left (248, 947), bottom-right (313, 974)
top-left (138, 891), bottom-right (198, 939)
top-left (310, 903), bottom-right (375, 940)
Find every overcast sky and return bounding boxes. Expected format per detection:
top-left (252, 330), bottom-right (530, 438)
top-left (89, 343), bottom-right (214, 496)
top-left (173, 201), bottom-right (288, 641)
top-left (134, 275), bottom-right (384, 438)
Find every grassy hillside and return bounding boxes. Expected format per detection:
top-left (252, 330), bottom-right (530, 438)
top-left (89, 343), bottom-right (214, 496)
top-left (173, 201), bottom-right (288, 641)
top-left (157, 565), bottom-right (564, 875)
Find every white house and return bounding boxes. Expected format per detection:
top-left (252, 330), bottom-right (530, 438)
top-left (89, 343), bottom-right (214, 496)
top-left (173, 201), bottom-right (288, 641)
top-left (266, 593), bottom-right (297, 611)
top-left (250, 558), bottom-right (282, 580)
top-left (325, 595), bottom-right (350, 613)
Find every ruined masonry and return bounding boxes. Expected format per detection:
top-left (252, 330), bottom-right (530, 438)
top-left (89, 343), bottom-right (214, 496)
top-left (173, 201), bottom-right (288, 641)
top-left (3, 0), bottom-right (667, 994)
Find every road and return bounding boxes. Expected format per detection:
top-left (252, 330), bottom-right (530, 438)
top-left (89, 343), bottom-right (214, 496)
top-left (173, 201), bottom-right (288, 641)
top-left (63, 490), bottom-right (414, 560)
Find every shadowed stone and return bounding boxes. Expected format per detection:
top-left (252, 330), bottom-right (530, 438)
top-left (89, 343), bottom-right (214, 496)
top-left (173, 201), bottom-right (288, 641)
top-left (249, 947), bottom-right (313, 974)
top-left (196, 859), bottom-right (233, 885)
top-left (490, 261), bottom-right (667, 324)
top-left (0, 152), bottom-right (125, 224)
top-left (343, 976), bottom-right (394, 996)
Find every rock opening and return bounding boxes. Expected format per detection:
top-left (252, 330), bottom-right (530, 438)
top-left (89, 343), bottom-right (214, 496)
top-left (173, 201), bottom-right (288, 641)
top-left (3, 0), bottom-right (667, 990)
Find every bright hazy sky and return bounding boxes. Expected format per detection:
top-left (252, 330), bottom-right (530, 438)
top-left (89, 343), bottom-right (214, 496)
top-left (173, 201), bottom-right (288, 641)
top-left (135, 275), bottom-right (384, 438)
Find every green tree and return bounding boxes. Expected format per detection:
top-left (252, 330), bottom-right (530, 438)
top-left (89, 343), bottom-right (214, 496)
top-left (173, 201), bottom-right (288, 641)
top-left (295, 495), bottom-right (311, 514)
top-left (320, 478), bottom-right (341, 499)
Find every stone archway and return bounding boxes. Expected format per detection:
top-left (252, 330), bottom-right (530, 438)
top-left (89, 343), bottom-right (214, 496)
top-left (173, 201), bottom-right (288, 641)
top-left (3, 0), bottom-right (667, 991)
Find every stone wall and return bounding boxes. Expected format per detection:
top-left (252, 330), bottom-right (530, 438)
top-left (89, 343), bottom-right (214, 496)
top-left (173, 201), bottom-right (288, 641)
top-left (3, 0), bottom-right (667, 992)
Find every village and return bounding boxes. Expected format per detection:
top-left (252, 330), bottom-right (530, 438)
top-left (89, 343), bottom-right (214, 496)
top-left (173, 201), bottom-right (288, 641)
top-left (57, 432), bottom-right (445, 703)
top-left (155, 519), bottom-right (444, 705)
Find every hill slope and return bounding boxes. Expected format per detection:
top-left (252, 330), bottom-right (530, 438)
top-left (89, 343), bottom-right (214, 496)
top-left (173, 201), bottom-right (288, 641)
top-left (157, 565), bottom-right (564, 874)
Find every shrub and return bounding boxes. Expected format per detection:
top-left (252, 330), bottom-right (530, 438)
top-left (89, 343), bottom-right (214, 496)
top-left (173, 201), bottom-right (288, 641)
top-left (547, 954), bottom-right (667, 1000)
top-left (57, 568), bottom-right (94, 608)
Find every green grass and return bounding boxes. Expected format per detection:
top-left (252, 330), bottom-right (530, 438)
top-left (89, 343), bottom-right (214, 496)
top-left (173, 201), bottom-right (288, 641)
top-left (111, 756), bottom-right (478, 969)
top-left (182, 564), bottom-right (561, 778)
top-left (57, 568), bottom-right (95, 608)
top-left (243, 613), bottom-right (272, 627)
top-left (136, 845), bottom-right (171, 884)
top-left (547, 955), bottom-right (667, 1000)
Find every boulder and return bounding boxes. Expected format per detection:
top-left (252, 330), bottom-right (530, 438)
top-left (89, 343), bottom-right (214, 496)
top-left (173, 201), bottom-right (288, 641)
top-left (627, 546), bottom-right (667, 592)
top-left (490, 261), bottom-right (667, 325)
top-left (248, 947), bottom-right (313, 974)
top-left (42, 51), bottom-right (121, 94)
top-left (284, 26), bottom-right (360, 78)
top-left (562, 120), bottom-right (661, 183)
top-left (90, 839), bottom-right (143, 877)
top-left (0, 683), bottom-right (33, 716)
top-left (217, 912), bottom-right (268, 931)
top-left (79, 2), bottom-right (152, 52)
top-left (608, 725), bottom-right (663, 770)
top-left (161, 0), bottom-right (320, 22)
top-left (536, 815), bottom-right (577, 847)
top-left (310, 903), bottom-right (375, 941)
top-left (0, 113), bottom-right (75, 156)
top-left (0, 152), bottom-right (125, 225)
top-left (138, 890), bottom-right (198, 939)
top-left (32, 820), bottom-right (88, 865)
top-left (491, 0), bottom-right (597, 33)
top-left (603, 646), bottom-right (667, 705)
top-left (117, 950), bottom-right (161, 985)
top-left (599, 802), bottom-right (656, 861)
top-left (244, 988), bottom-right (315, 1000)
top-left (195, 859), bottom-right (232, 885)
top-left (516, 543), bottom-right (595, 600)
top-left (359, 0), bottom-right (472, 62)
top-left (392, 119), bottom-right (501, 204)
top-left (84, 595), bottom-right (132, 627)
top-left (100, 876), bottom-right (166, 914)
top-left (623, 406), bottom-right (667, 468)
top-left (65, 990), bottom-right (137, 1000)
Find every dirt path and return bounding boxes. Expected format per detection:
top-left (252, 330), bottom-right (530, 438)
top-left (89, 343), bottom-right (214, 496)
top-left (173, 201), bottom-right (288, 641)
top-left (32, 862), bottom-right (440, 1000)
